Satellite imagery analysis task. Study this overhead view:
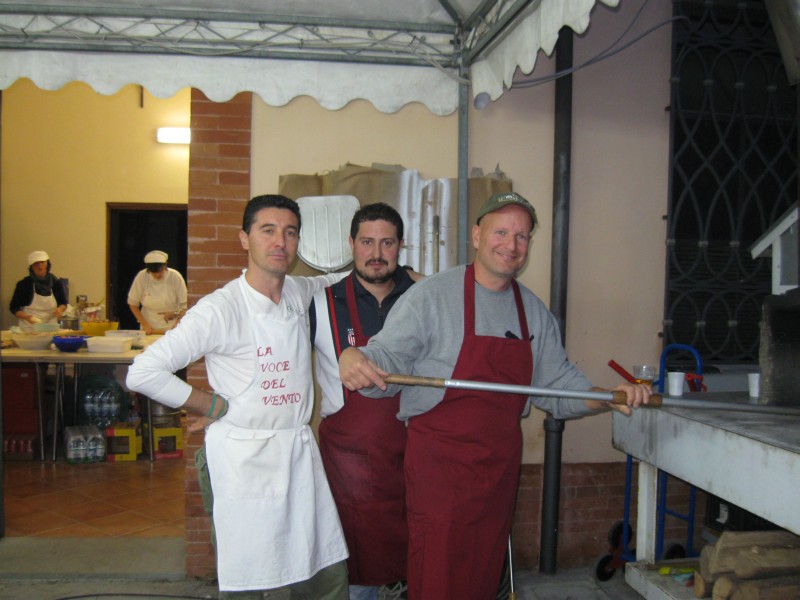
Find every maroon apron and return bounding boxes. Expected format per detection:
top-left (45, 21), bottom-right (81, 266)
top-left (404, 264), bottom-right (532, 600)
top-left (318, 275), bottom-right (408, 585)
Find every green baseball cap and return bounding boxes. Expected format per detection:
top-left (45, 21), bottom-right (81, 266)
top-left (476, 192), bottom-right (538, 230)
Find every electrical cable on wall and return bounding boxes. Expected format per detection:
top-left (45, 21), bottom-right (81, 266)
top-left (512, 0), bottom-right (688, 89)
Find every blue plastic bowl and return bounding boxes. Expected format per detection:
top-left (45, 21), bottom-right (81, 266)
top-left (52, 335), bottom-right (87, 352)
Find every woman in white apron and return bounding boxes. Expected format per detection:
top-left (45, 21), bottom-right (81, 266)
top-left (10, 250), bottom-right (67, 331)
top-left (127, 250), bottom-right (188, 334)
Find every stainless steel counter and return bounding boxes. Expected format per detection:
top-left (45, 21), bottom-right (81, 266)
top-left (612, 392), bottom-right (800, 599)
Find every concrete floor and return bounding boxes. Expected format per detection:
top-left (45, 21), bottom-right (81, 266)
top-left (0, 537), bottom-right (644, 599)
top-left (0, 570), bottom-right (644, 600)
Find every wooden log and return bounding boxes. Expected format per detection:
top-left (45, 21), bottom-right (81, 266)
top-left (700, 545), bottom-right (716, 580)
top-left (695, 568), bottom-right (715, 598)
top-left (708, 531), bottom-right (800, 576)
top-left (730, 573), bottom-right (800, 600)
top-left (712, 574), bottom-right (741, 600)
top-left (734, 546), bottom-right (800, 580)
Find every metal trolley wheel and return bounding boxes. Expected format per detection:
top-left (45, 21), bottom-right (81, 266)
top-left (595, 554), bottom-right (617, 582)
top-left (608, 520), bottom-right (633, 548)
top-left (662, 542), bottom-right (687, 560)
top-left (595, 520), bottom-right (636, 582)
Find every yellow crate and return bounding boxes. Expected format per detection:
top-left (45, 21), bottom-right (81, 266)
top-left (144, 425), bottom-right (184, 459)
top-left (105, 423), bottom-right (142, 462)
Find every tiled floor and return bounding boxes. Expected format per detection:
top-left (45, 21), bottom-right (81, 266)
top-left (2, 454), bottom-right (185, 538)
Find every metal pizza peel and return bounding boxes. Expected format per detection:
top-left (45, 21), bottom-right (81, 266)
top-left (296, 195), bottom-right (360, 272)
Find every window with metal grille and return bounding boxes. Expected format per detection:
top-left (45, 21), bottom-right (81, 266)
top-left (664, 0), bottom-right (797, 366)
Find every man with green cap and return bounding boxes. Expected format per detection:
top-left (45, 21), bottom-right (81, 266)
top-left (338, 191), bottom-right (651, 600)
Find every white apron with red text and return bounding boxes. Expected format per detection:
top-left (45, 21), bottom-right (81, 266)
top-left (204, 278), bottom-right (347, 592)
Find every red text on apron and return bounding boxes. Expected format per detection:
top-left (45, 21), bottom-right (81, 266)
top-left (404, 264), bottom-right (532, 600)
top-left (318, 274), bottom-right (408, 585)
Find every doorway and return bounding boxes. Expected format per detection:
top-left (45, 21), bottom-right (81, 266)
top-left (108, 204), bottom-right (188, 330)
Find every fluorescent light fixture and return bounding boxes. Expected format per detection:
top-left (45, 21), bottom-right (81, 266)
top-left (157, 127), bottom-right (191, 144)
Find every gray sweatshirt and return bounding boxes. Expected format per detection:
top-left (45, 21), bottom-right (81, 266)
top-left (360, 265), bottom-right (596, 421)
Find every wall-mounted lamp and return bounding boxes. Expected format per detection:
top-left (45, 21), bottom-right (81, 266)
top-left (157, 127), bottom-right (191, 144)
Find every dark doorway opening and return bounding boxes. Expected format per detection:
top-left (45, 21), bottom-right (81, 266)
top-left (108, 204), bottom-right (188, 330)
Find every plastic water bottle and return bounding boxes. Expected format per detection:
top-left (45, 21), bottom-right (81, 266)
top-left (86, 430), bottom-right (105, 462)
top-left (69, 434), bottom-right (87, 463)
top-left (109, 394), bottom-right (121, 425)
top-left (84, 391), bottom-right (97, 422)
top-left (99, 391), bottom-right (112, 428)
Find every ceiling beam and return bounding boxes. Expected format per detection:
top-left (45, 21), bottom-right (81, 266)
top-left (0, 3), bottom-right (456, 34)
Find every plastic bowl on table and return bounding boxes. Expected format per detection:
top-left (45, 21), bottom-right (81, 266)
top-left (86, 336), bottom-right (133, 353)
top-left (12, 333), bottom-right (54, 350)
top-left (81, 321), bottom-right (120, 337)
top-left (52, 335), bottom-right (88, 352)
top-left (105, 329), bottom-right (145, 346)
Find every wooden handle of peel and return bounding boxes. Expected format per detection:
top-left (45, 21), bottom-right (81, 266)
top-left (385, 374), bottom-right (447, 388)
top-left (611, 390), bottom-right (662, 407)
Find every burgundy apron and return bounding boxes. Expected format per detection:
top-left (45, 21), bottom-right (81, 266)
top-left (404, 264), bottom-right (532, 600)
top-left (318, 275), bottom-right (408, 585)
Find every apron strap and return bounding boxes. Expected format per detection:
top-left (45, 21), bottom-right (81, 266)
top-left (345, 274), bottom-right (367, 345)
top-left (464, 264), bottom-right (477, 336)
top-left (326, 286), bottom-right (345, 357)
top-left (464, 264), bottom-right (530, 341)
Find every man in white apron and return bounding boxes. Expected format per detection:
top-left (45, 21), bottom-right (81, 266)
top-left (10, 250), bottom-right (68, 331)
top-left (127, 195), bottom-right (349, 599)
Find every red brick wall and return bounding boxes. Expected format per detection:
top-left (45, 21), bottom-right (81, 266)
top-left (513, 462), bottom-right (706, 569)
top-left (184, 89), bottom-right (252, 579)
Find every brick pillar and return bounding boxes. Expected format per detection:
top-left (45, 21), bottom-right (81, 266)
top-left (184, 89), bottom-right (252, 580)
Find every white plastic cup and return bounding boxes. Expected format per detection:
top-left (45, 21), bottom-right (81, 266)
top-left (667, 372), bottom-right (685, 397)
top-left (748, 373), bottom-right (760, 400)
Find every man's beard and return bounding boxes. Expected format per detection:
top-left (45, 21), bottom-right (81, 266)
top-left (355, 260), bottom-right (396, 284)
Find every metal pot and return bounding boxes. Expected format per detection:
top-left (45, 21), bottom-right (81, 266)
top-left (150, 401), bottom-right (181, 427)
top-left (59, 316), bottom-right (80, 330)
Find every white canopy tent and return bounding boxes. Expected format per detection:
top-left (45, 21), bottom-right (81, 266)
top-left (0, 0), bottom-right (617, 114)
top-left (0, 0), bottom-right (617, 260)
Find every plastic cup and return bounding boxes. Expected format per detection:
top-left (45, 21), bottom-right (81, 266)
top-left (633, 364), bottom-right (657, 387)
top-left (748, 373), bottom-right (760, 401)
top-left (667, 372), bottom-right (685, 397)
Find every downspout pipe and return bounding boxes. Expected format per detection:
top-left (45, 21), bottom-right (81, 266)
top-left (540, 26), bottom-right (573, 575)
top-left (457, 44), bottom-right (469, 266)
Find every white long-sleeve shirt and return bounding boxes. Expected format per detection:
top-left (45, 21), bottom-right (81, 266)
top-left (127, 270), bottom-right (345, 409)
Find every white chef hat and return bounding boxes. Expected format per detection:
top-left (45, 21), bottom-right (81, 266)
top-left (27, 250), bottom-right (50, 265)
top-left (144, 250), bottom-right (168, 264)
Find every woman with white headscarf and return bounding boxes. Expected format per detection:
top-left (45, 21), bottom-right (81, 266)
top-left (10, 250), bottom-right (68, 331)
top-left (127, 250), bottom-right (188, 334)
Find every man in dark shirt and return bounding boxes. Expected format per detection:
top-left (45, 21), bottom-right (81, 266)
top-left (311, 203), bottom-right (414, 600)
